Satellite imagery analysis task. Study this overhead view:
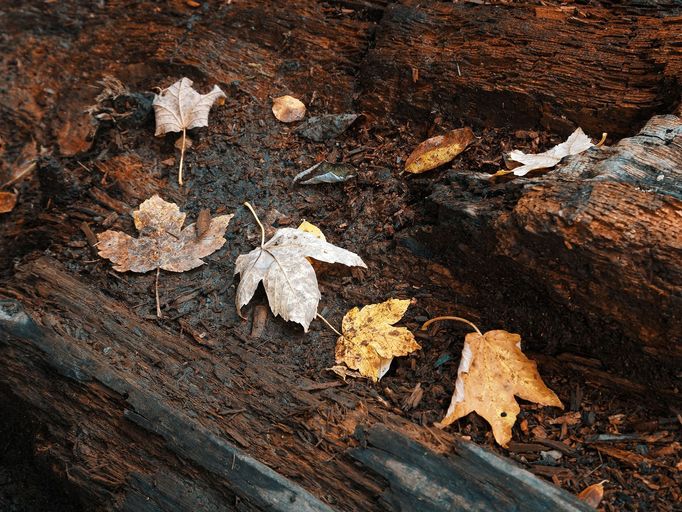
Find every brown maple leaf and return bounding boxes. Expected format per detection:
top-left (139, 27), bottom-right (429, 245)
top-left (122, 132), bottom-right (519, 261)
top-left (98, 195), bottom-right (232, 273)
top-left (152, 77), bottom-right (225, 185)
top-left (425, 317), bottom-right (562, 447)
top-left (98, 195), bottom-right (232, 317)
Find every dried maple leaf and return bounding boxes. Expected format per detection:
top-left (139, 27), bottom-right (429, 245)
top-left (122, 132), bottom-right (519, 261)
top-left (427, 318), bottom-right (562, 447)
top-left (335, 299), bottom-right (421, 381)
top-left (152, 77), bottom-right (225, 185)
top-left (0, 191), bottom-right (17, 214)
top-left (507, 127), bottom-right (594, 176)
top-left (98, 195), bottom-right (233, 273)
top-left (405, 128), bottom-right (474, 174)
top-left (272, 95), bottom-right (306, 123)
top-left (235, 204), bottom-right (366, 331)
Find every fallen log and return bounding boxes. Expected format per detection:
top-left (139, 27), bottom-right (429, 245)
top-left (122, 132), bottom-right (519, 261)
top-left (0, 257), bottom-right (591, 511)
top-left (424, 114), bottom-right (682, 359)
top-left (360, 1), bottom-right (682, 137)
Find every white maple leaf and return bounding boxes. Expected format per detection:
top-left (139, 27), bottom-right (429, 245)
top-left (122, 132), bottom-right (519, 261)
top-left (509, 128), bottom-right (593, 176)
top-left (234, 228), bottom-right (366, 331)
top-left (152, 77), bottom-right (225, 185)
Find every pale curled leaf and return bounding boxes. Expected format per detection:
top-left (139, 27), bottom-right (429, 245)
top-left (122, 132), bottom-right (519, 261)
top-left (97, 195), bottom-right (233, 273)
top-left (152, 78), bottom-right (225, 136)
top-left (335, 299), bottom-right (421, 381)
top-left (293, 161), bottom-right (355, 185)
top-left (234, 228), bottom-right (366, 331)
top-left (509, 128), bottom-right (594, 176)
top-left (405, 128), bottom-right (474, 174)
top-left (436, 330), bottom-right (562, 447)
top-left (272, 95), bottom-right (306, 123)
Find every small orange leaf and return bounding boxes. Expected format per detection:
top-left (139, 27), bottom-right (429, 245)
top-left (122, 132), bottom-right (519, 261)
top-left (405, 127), bottom-right (474, 174)
top-left (0, 191), bottom-right (17, 213)
top-left (272, 95), bottom-right (306, 123)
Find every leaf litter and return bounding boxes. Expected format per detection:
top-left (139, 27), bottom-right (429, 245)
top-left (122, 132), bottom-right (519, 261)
top-left (405, 127), bottom-right (474, 173)
top-left (292, 161), bottom-right (355, 185)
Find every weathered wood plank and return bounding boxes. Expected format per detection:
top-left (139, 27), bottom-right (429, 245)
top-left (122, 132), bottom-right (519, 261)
top-left (349, 424), bottom-right (592, 512)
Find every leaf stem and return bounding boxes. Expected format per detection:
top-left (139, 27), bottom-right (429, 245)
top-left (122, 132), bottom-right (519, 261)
top-left (596, 132), bottom-right (608, 147)
top-left (317, 313), bottom-right (342, 337)
top-left (421, 315), bottom-right (481, 335)
top-left (243, 201), bottom-right (265, 248)
top-left (178, 127), bottom-right (186, 186)
top-left (155, 268), bottom-right (162, 318)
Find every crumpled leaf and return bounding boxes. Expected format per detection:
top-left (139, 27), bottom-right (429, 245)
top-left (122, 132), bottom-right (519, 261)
top-left (0, 191), bottom-right (17, 214)
top-left (405, 127), bottom-right (474, 174)
top-left (152, 78), bottom-right (225, 136)
top-left (335, 299), bottom-right (421, 382)
top-left (272, 95), bottom-right (306, 123)
top-left (508, 128), bottom-right (593, 176)
top-left (295, 113), bottom-right (359, 142)
top-left (97, 195), bottom-right (233, 273)
top-left (234, 228), bottom-right (366, 331)
top-left (293, 161), bottom-right (355, 185)
top-left (436, 329), bottom-right (562, 447)
top-left (578, 480), bottom-right (607, 508)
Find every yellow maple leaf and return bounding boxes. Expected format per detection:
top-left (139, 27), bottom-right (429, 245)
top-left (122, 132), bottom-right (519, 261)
top-left (335, 299), bottom-right (421, 382)
top-left (431, 321), bottom-right (562, 447)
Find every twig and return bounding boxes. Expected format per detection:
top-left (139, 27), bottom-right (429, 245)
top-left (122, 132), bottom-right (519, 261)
top-left (1, 161), bottom-right (36, 189)
top-left (421, 315), bottom-right (482, 335)
top-left (317, 312), bottom-right (342, 337)
top-left (243, 201), bottom-right (265, 248)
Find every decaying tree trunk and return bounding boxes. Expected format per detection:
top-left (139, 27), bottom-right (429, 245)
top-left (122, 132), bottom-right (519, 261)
top-left (425, 114), bottom-right (682, 358)
top-left (360, 1), bottom-right (682, 137)
top-left (0, 258), bottom-right (591, 511)
top-left (1, 0), bottom-right (681, 509)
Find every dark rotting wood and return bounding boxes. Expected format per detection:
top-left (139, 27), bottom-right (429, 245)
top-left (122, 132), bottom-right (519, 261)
top-left (425, 114), bottom-right (682, 359)
top-left (348, 424), bottom-right (592, 512)
top-left (360, 1), bottom-right (682, 137)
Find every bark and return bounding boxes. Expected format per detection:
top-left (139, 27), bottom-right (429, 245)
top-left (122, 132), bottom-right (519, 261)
top-left (0, 258), bottom-right (590, 511)
top-left (426, 114), bottom-right (682, 358)
top-left (360, 1), bottom-right (682, 137)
